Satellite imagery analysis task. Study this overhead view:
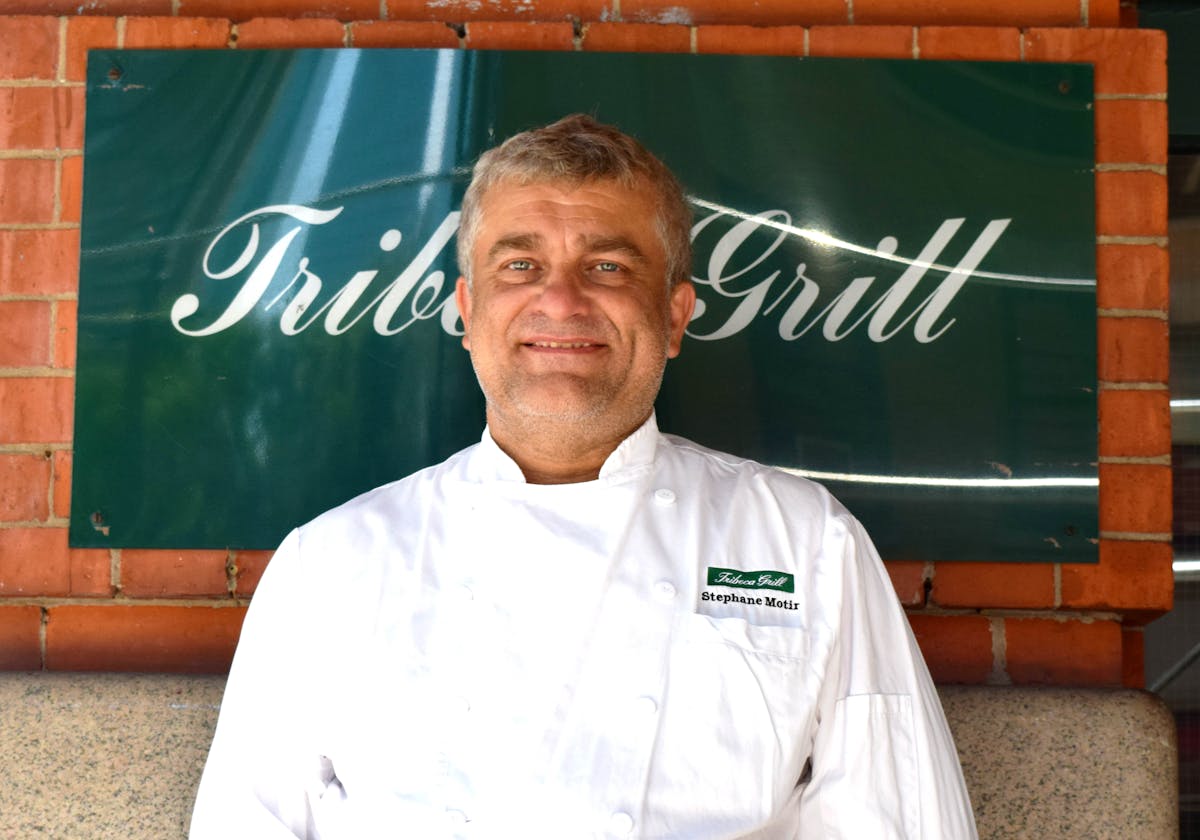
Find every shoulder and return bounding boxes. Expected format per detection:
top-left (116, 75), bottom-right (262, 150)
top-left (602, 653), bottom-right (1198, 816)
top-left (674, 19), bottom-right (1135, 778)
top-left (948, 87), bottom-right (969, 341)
top-left (656, 432), bottom-right (847, 519)
top-left (654, 432), bottom-right (876, 582)
top-left (277, 443), bottom-right (479, 577)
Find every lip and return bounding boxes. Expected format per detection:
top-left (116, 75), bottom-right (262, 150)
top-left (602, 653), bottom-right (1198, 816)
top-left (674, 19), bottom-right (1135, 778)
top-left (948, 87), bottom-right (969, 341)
top-left (520, 338), bottom-right (607, 351)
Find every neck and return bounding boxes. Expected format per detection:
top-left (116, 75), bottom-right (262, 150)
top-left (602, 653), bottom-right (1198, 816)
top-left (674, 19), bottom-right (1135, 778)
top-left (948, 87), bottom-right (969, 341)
top-left (486, 411), bottom-right (649, 484)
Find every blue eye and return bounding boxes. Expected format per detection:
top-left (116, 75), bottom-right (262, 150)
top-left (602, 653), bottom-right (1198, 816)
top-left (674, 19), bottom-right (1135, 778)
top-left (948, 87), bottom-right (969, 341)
top-left (507, 259), bottom-right (534, 270)
top-left (596, 262), bottom-right (621, 272)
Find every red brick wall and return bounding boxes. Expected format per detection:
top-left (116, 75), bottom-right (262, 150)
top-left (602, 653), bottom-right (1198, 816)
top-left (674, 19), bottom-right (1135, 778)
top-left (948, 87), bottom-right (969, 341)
top-left (0, 0), bottom-right (1171, 685)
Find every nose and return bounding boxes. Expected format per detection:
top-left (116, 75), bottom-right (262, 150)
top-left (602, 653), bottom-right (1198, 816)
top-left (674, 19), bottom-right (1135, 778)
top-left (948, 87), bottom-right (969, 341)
top-left (533, 264), bottom-right (592, 320)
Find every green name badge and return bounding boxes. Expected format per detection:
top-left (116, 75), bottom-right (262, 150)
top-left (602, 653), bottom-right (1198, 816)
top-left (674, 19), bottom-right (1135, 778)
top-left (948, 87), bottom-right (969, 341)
top-left (707, 567), bottom-right (796, 593)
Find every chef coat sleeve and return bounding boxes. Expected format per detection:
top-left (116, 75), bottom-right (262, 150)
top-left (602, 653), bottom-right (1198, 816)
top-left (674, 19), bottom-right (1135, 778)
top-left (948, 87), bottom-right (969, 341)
top-left (795, 512), bottom-right (979, 840)
top-left (190, 529), bottom-right (334, 839)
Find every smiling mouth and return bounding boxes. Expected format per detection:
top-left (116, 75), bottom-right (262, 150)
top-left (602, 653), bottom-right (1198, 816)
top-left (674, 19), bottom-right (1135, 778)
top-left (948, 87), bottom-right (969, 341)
top-left (526, 341), bottom-right (601, 349)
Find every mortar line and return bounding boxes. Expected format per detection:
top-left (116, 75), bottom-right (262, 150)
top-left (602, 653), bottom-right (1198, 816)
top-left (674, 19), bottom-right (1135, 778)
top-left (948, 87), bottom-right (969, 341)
top-left (989, 617), bottom-right (1011, 685)
top-left (57, 17), bottom-right (68, 83)
top-left (1097, 307), bottom-right (1168, 319)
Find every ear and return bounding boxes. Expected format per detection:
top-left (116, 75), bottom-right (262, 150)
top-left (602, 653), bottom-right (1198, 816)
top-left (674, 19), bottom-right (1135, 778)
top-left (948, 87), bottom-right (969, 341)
top-left (666, 280), bottom-right (696, 359)
top-left (455, 277), bottom-right (472, 350)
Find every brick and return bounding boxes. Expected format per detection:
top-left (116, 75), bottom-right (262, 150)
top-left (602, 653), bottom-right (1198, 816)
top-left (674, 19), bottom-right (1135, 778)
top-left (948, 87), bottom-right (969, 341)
top-left (1096, 171), bottom-right (1167, 238)
top-left (0, 377), bottom-right (74, 444)
top-left (386, 0), bottom-right (610, 22)
top-left (232, 549), bottom-right (272, 596)
top-left (1098, 388), bottom-right (1170, 458)
top-left (1060, 539), bottom-right (1172, 618)
top-left (123, 16), bottom-right (232, 48)
top-left (350, 20), bottom-right (460, 48)
top-left (1096, 244), bottom-right (1168, 312)
top-left (0, 16), bottom-right (58, 80)
top-left (1095, 100), bottom-right (1166, 166)
top-left (0, 230), bottom-right (80, 296)
top-left (0, 526), bottom-right (68, 595)
top-left (906, 613), bottom-right (993, 684)
top-left (67, 547), bottom-right (112, 596)
top-left (0, 530), bottom-right (105, 596)
top-left (0, 299), bottom-right (52, 367)
top-left (0, 452), bottom-right (51, 522)
top-left (1118, 2), bottom-right (1137, 29)
top-left (65, 16), bottom-right (119, 82)
top-left (624, 0), bottom-right (845, 25)
top-left (235, 17), bottom-right (347, 48)
top-left (179, 0), bottom-right (378, 19)
top-left (1097, 317), bottom-right (1169, 383)
top-left (857, 0), bottom-right (1077, 26)
top-left (120, 549), bottom-right (230, 597)
top-left (1004, 617), bottom-right (1122, 685)
top-left (694, 25), bottom-right (806, 55)
top-left (0, 605), bottom-right (42, 669)
top-left (1024, 28), bottom-right (1166, 96)
top-left (52, 298), bottom-right (76, 369)
top-left (1098, 462), bottom-right (1172, 534)
top-left (1089, 0), bottom-right (1121, 28)
top-left (884, 560), bottom-right (925, 606)
top-left (0, 160), bottom-right (56, 224)
top-left (0, 88), bottom-right (85, 152)
top-left (45, 604), bottom-right (246, 672)
top-left (465, 21), bottom-right (575, 51)
top-left (1121, 627), bottom-right (1143, 688)
top-left (809, 25), bottom-right (914, 59)
top-left (60, 155), bottom-right (83, 225)
top-left (916, 26), bottom-right (1020, 61)
top-left (0, 1), bottom-right (170, 12)
top-left (931, 561), bottom-right (1055, 609)
top-left (51, 449), bottom-right (70, 519)
top-left (582, 22), bottom-right (690, 53)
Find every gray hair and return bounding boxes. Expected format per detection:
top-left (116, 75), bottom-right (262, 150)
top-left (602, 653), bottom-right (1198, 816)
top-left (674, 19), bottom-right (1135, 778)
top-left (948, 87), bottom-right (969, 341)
top-left (456, 114), bottom-right (693, 289)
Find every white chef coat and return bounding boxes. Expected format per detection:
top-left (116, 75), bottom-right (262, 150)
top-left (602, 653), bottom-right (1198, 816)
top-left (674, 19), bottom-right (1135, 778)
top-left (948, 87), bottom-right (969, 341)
top-left (190, 415), bottom-right (977, 839)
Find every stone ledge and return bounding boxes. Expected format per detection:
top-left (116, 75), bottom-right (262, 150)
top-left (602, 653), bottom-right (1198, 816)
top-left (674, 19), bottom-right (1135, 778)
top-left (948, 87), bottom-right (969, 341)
top-left (941, 685), bottom-right (1177, 839)
top-left (0, 674), bottom-right (1179, 838)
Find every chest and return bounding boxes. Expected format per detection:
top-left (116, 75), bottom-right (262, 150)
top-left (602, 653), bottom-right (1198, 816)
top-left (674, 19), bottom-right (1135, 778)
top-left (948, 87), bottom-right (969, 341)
top-left (323, 481), bottom-right (827, 838)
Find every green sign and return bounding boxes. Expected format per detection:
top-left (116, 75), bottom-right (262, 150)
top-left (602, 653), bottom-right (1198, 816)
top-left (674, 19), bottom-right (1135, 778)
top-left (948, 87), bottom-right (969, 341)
top-left (72, 50), bottom-right (1098, 561)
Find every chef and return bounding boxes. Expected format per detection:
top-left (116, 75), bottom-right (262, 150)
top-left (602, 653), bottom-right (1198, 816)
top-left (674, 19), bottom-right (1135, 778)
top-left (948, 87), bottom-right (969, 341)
top-left (190, 114), bottom-right (978, 839)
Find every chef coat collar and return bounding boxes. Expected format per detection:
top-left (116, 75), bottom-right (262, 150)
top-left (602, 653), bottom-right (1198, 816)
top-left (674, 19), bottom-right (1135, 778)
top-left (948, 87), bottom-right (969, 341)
top-left (476, 413), bottom-right (660, 484)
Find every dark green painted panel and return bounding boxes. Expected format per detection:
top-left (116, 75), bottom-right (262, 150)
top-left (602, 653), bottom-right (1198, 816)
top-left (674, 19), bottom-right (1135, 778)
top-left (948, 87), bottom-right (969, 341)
top-left (1140, 2), bottom-right (1200, 142)
top-left (73, 50), bottom-right (1097, 560)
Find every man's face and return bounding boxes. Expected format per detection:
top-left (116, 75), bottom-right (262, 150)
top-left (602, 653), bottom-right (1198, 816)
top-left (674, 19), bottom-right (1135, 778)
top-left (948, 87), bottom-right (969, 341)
top-left (455, 178), bottom-right (695, 439)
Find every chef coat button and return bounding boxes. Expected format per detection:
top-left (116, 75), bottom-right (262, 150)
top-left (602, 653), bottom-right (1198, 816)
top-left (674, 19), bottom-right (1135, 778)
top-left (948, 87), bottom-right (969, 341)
top-left (635, 695), bottom-right (658, 715)
top-left (446, 807), bottom-right (468, 825)
top-left (609, 811), bottom-right (635, 835)
top-left (653, 488), bottom-right (676, 506)
top-left (653, 580), bottom-right (677, 600)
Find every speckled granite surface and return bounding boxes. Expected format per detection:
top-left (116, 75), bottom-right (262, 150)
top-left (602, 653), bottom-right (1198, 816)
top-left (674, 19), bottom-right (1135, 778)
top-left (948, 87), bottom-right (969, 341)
top-left (941, 686), bottom-right (1178, 840)
top-left (0, 675), bottom-right (1179, 838)
top-left (0, 673), bottom-right (225, 838)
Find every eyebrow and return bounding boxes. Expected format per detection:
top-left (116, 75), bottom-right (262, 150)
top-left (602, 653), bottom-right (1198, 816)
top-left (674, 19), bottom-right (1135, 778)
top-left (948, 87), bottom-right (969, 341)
top-left (583, 235), bottom-right (648, 263)
top-left (486, 233), bottom-right (648, 264)
top-left (487, 233), bottom-right (541, 261)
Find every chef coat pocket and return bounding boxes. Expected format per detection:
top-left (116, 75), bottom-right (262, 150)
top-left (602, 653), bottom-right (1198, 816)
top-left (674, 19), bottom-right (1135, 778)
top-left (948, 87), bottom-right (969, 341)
top-left (641, 614), bottom-right (816, 837)
top-left (675, 612), bottom-right (810, 660)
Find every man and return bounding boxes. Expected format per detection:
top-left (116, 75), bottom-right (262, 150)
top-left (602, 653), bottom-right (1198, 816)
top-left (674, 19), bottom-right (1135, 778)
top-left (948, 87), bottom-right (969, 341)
top-left (191, 114), bottom-right (977, 838)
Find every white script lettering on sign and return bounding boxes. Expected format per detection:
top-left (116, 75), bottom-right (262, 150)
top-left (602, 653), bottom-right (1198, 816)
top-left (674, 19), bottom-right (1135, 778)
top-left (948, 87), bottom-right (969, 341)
top-left (170, 204), bottom-right (1009, 344)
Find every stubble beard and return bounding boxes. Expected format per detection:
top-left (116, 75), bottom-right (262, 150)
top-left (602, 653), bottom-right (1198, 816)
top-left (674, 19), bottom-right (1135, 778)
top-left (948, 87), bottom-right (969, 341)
top-left (473, 332), bottom-right (671, 449)
top-left (479, 357), bottom-right (666, 439)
